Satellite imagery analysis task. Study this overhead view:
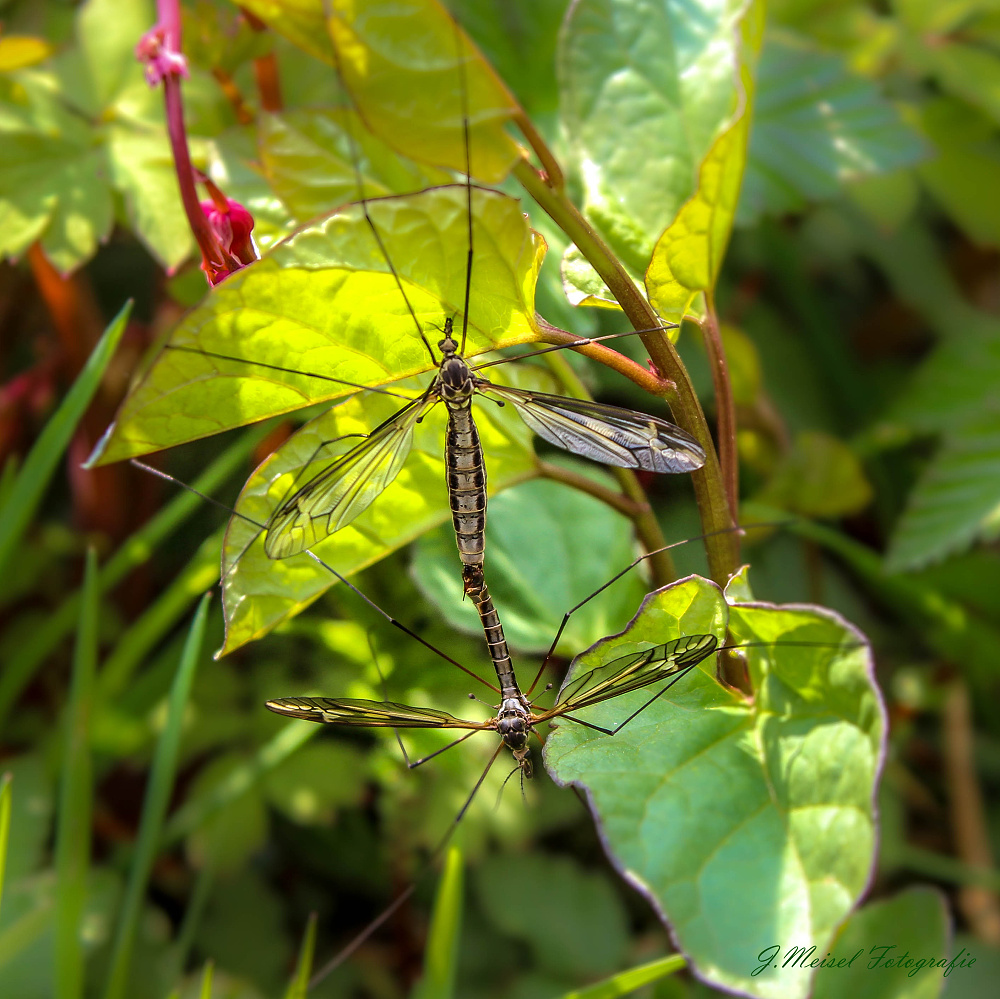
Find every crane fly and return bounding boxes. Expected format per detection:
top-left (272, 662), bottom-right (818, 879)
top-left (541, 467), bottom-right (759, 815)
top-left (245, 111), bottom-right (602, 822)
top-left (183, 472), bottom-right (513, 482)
top-left (229, 2), bottom-right (705, 575)
top-left (266, 632), bottom-right (720, 778)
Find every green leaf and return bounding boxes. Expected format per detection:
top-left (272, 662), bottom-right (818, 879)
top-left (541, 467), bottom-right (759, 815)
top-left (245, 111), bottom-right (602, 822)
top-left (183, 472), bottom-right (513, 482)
top-left (886, 322), bottom-right (1000, 437)
top-left (161, 722), bottom-right (318, 848)
top-left (103, 595), bottom-right (209, 999)
top-left (559, 0), bottom-right (752, 304)
top-left (262, 742), bottom-right (368, 825)
top-left (647, 91), bottom-right (751, 322)
top-left (0, 757), bottom-right (53, 886)
top-left (198, 962), bottom-right (213, 999)
top-left (76, 0), bottom-right (153, 112)
top-left (475, 853), bottom-right (628, 979)
top-left (240, 0), bottom-right (520, 180)
top-left (184, 755), bottom-right (269, 877)
top-left (904, 29), bottom-right (1000, 129)
top-left (219, 364), bottom-right (546, 654)
top-left (916, 98), bottom-right (1000, 248)
top-left (91, 186), bottom-right (543, 464)
top-left (0, 301), bottom-right (130, 579)
top-left (412, 475), bottom-right (646, 656)
top-left (544, 575), bottom-right (885, 999)
top-left (0, 117), bottom-right (113, 272)
top-left (811, 887), bottom-right (949, 999)
top-left (0, 37), bottom-right (53, 73)
top-left (105, 126), bottom-right (193, 272)
top-left (282, 912), bottom-right (316, 999)
top-left (555, 954), bottom-right (686, 999)
top-left (259, 108), bottom-right (448, 223)
top-left (54, 549), bottom-right (99, 999)
top-left (755, 431), bottom-right (873, 518)
top-left (739, 39), bottom-right (927, 224)
top-left (412, 847), bottom-right (463, 999)
top-left (886, 414), bottom-right (1000, 571)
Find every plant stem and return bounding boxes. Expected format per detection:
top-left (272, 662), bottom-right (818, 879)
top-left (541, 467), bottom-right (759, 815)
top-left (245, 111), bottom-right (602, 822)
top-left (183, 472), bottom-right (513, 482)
top-left (534, 316), bottom-right (674, 397)
top-left (540, 350), bottom-right (675, 586)
top-left (514, 157), bottom-right (739, 584)
top-left (537, 461), bottom-right (644, 519)
top-left (700, 299), bottom-right (738, 517)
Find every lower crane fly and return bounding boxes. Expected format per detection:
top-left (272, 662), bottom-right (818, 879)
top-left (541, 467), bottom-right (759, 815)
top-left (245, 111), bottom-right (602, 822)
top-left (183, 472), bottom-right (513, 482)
top-left (260, 530), bottom-right (734, 986)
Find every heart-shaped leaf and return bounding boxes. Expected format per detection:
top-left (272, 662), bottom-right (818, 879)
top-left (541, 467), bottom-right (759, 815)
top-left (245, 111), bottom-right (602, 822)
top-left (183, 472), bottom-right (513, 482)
top-left (544, 572), bottom-right (885, 999)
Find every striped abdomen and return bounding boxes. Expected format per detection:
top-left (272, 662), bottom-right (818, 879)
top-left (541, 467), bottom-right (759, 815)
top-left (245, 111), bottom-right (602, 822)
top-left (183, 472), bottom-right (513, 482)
top-left (463, 565), bottom-right (520, 701)
top-left (445, 401), bottom-right (487, 569)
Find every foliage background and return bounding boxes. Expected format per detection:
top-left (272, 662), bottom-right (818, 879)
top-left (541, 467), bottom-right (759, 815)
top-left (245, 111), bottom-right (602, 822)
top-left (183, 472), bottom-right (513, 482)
top-left (1, 0), bottom-right (1000, 997)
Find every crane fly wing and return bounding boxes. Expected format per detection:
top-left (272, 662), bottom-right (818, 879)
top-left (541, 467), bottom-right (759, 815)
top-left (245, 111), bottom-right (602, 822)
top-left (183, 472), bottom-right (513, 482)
top-left (478, 383), bottom-right (705, 473)
top-left (265, 696), bottom-right (489, 730)
top-left (535, 634), bottom-right (719, 722)
top-left (264, 391), bottom-right (437, 559)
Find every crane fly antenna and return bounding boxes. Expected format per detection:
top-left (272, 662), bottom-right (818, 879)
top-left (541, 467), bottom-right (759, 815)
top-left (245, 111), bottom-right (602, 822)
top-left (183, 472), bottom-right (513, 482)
top-left (325, 0), bottom-right (437, 366)
top-left (454, 18), bottom-right (474, 356)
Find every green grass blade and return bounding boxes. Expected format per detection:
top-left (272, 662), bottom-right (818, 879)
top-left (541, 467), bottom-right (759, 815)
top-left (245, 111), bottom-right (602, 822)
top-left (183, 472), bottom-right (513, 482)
top-left (555, 955), bottom-right (687, 999)
top-left (0, 301), bottom-right (131, 577)
top-left (160, 720), bottom-right (317, 847)
top-left (0, 772), bottom-right (12, 920)
top-left (198, 961), bottom-right (214, 999)
top-left (54, 548), bottom-right (100, 999)
top-left (412, 846), bottom-right (463, 999)
top-left (97, 534), bottom-right (220, 700)
top-left (102, 594), bottom-right (210, 999)
top-left (283, 912), bottom-right (317, 999)
top-left (0, 430), bottom-right (261, 730)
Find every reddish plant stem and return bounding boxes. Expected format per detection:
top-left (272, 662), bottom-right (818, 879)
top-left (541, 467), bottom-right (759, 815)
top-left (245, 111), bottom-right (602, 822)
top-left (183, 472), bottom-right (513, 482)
top-left (534, 316), bottom-right (675, 398)
top-left (155, 0), bottom-right (228, 276)
top-left (513, 156), bottom-right (739, 588)
top-left (242, 7), bottom-right (283, 111)
top-left (26, 244), bottom-right (104, 376)
top-left (211, 67), bottom-right (254, 124)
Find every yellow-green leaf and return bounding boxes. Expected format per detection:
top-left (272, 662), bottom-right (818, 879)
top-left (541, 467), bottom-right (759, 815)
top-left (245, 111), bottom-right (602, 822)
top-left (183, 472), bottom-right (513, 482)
top-left (646, 80), bottom-right (751, 323)
top-left (240, 0), bottom-right (520, 180)
top-left (91, 186), bottom-right (544, 464)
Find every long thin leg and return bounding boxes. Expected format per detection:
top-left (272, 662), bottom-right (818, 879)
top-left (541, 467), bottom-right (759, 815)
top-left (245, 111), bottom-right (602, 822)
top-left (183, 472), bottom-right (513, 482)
top-left (308, 741), bottom-right (505, 988)
top-left (469, 328), bottom-right (678, 373)
top-left (129, 458), bottom-right (498, 694)
top-left (525, 523), bottom-right (793, 697)
top-left (166, 344), bottom-right (417, 400)
top-left (306, 551), bottom-right (499, 695)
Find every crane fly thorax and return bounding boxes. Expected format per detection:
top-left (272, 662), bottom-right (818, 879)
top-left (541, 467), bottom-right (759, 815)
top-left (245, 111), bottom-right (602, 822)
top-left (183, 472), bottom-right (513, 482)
top-left (437, 355), bottom-right (475, 404)
top-left (496, 696), bottom-right (530, 753)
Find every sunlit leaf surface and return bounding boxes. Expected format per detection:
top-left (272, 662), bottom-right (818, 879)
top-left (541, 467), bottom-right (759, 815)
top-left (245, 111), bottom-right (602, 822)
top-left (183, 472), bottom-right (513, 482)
top-left (647, 90), bottom-right (751, 322)
top-left (240, 0), bottom-right (521, 180)
top-left (92, 186), bottom-right (544, 463)
top-left (544, 573), bottom-right (885, 999)
top-left (558, 0), bottom-right (753, 304)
